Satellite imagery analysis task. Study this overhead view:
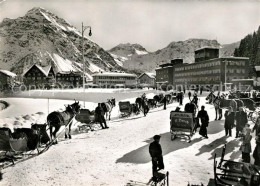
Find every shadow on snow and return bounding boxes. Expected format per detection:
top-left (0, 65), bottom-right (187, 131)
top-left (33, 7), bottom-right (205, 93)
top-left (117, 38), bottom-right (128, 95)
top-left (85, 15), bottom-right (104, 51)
top-left (116, 132), bottom-right (203, 164)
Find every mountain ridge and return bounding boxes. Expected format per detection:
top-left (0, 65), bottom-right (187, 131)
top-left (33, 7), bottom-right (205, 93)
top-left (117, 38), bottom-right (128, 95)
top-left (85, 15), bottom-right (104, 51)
top-left (0, 7), bottom-right (123, 80)
top-left (108, 39), bottom-right (240, 72)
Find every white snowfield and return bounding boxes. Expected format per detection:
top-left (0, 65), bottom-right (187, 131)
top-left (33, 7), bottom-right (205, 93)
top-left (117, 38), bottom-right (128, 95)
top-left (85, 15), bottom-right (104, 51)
top-left (0, 89), bottom-right (257, 185)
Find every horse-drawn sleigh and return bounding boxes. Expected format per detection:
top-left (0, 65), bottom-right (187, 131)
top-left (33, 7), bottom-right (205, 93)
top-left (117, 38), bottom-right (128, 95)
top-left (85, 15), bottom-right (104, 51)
top-left (170, 111), bottom-right (196, 143)
top-left (0, 124), bottom-right (50, 166)
top-left (75, 98), bottom-right (116, 131)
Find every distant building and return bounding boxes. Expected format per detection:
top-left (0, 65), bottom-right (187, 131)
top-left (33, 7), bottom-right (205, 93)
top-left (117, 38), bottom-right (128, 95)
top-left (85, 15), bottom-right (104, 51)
top-left (155, 59), bottom-right (183, 89)
top-left (253, 66), bottom-right (260, 89)
top-left (23, 64), bottom-right (55, 86)
top-left (0, 69), bottom-right (17, 89)
top-left (155, 48), bottom-right (249, 90)
top-left (92, 72), bottom-right (137, 88)
top-left (155, 63), bottom-right (174, 89)
top-left (138, 72), bottom-right (155, 88)
top-left (174, 57), bottom-right (249, 88)
top-left (195, 47), bottom-right (219, 63)
top-left (56, 71), bottom-right (82, 87)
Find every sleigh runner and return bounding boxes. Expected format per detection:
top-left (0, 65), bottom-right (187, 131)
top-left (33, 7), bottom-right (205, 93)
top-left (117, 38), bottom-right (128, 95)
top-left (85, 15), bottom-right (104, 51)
top-left (170, 111), bottom-right (196, 142)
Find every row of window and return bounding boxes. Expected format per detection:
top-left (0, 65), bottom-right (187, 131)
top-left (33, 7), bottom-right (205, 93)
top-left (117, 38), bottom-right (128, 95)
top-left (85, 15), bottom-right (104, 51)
top-left (175, 69), bottom-right (221, 77)
top-left (96, 76), bottom-right (136, 80)
top-left (175, 60), bottom-right (246, 72)
top-left (175, 61), bottom-right (221, 71)
top-left (97, 81), bottom-right (126, 84)
top-left (227, 69), bottom-right (246, 73)
top-left (57, 77), bottom-right (80, 81)
top-left (226, 61), bottom-right (246, 66)
top-left (175, 76), bottom-right (220, 83)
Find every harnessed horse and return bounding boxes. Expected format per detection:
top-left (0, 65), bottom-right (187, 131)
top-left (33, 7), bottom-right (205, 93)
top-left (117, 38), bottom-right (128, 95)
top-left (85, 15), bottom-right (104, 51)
top-left (47, 101), bottom-right (80, 144)
top-left (206, 92), bottom-right (223, 120)
top-left (101, 98), bottom-right (116, 121)
top-left (153, 94), bottom-right (164, 106)
top-left (135, 97), bottom-right (149, 116)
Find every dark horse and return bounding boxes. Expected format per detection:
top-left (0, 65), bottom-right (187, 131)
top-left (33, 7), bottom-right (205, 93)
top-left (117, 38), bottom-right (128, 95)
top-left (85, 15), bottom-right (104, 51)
top-left (47, 101), bottom-right (81, 143)
top-left (135, 97), bottom-right (149, 116)
top-left (153, 94), bottom-right (164, 106)
top-left (101, 98), bottom-right (116, 120)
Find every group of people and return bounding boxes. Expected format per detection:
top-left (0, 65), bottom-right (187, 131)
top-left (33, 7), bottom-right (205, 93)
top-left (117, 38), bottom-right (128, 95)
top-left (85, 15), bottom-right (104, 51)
top-left (222, 105), bottom-right (260, 164)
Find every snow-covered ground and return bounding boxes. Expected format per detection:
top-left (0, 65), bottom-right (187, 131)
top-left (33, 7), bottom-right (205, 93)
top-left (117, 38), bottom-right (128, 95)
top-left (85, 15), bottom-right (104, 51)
top-left (0, 89), bottom-right (257, 185)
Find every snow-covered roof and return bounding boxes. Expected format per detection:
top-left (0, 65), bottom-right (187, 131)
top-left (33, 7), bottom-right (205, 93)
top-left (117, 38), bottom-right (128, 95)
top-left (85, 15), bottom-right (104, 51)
top-left (23, 64), bottom-right (52, 77)
top-left (221, 57), bottom-right (249, 60)
top-left (92, 72), bottom-right (137, 77)
top-left (195, 46), bottom-right (220, 51)
top-left (255, 66), bottom-right (260, 71)
top-left (138, 72), bottom-right (155, 79)
top-left (231, 79), bottom-right (253, 82)
top-left (0, 69), bottom-right (17, 77)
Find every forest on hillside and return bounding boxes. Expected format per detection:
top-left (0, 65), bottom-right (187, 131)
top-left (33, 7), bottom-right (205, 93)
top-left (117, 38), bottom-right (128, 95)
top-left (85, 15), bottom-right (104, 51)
top-left (234, 26), bottom-right (260, 77)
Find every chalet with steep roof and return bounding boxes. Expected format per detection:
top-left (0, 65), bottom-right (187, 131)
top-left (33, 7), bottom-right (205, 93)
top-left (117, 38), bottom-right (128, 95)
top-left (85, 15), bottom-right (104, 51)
top-left (0, 69), bottom-right (17, 89)
top-left (138, 72), bottom-right (156, 88)
top-left (23, 64), bottom-right (55, 86)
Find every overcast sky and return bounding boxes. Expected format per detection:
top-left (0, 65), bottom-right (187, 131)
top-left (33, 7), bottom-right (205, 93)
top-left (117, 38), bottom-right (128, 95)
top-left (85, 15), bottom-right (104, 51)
top-left (0, 0), bottom-right (259, 52)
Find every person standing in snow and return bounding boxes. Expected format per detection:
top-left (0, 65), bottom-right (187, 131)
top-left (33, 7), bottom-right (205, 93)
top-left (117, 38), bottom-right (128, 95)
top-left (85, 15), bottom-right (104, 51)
top-left (235, 107), bottom-right (248, 138)
top-left (188, 91), bottom-right (191, 101)
top-left (224, 106), bottom-right (234, 137)
top-left (253, 134), bottom-right (260, 166)
top-left (149, 135), bottom-right (164, 179)
top-left (197, 105), bottom-right (209, 138)
top-left (240, 125), bottom-right (252, 163)
top-left (163, 95), bottom-right (167, 110)
top-left (95, 103), bottom-right (109, 129)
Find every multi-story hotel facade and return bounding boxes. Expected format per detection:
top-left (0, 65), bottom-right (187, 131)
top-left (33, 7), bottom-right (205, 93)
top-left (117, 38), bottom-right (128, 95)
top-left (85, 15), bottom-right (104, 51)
top-left (155, 47), bottom-right (250, 90)
top-left (92, 72), bottom-right (137, 88)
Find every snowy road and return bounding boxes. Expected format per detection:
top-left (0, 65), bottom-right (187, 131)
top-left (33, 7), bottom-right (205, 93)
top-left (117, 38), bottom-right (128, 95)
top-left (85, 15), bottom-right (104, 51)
top-left (0, 91), bottom-right (257, 185)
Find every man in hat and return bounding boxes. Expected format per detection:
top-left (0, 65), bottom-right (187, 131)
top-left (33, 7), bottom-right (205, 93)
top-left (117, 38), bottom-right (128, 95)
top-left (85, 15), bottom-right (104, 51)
top-left (149, 135), bottom-right (164, 179)
top-left (95, 103), bottom-right (109, 129)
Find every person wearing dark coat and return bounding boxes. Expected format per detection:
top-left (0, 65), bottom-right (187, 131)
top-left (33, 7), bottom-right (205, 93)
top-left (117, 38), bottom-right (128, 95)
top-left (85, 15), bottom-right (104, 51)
top-left (252, 117), bottom-right (260, 136)
top-left (163, 96), bottom-right (167, 110)
top-left (95, 103), bottom-right (108, 129)
top-left (240, 126), bottom-right (252, 163)
top-left (149, 135), bottom-right (164, 178)
top-left (179, 91), bottom-right (184, 105)
top-left (253, 134), bottom-right (260, 166)
top-left (235, 107), bottom-right (248, 138)
top-left (224, 106), bottom-right (235, 137)
top-left (197, 105), bottom-right (209, 138)
top-left (188, 91), bottom-right (191, 101)
top-left (192, 94), bottom-right (198, 107)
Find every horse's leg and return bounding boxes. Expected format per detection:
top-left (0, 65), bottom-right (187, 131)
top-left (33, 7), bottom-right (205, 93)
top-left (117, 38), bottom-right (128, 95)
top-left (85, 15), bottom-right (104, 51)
top-left (109, 111), bottom-right (111, 121)
top-left (218, 108), bottom-right (223, 120)
top-left (49, 125), bottom-right (53, 142)
top-left (68, 123), bottom-right (72, 139)
top-left (53, 125), bottom-right (61, 144)
top-left (215, 107), bottom-right (218, 120)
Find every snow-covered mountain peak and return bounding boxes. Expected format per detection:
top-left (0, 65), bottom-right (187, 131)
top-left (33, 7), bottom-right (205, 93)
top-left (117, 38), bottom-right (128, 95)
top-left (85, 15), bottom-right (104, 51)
top-left (108, 43), bottom-right (149, 58)
top-left (0, 7), bottom-right (123, 77)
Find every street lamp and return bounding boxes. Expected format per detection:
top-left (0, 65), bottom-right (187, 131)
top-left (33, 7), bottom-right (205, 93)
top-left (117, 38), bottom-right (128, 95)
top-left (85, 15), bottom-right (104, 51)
top-left (81, 22), bottom-right (92, 108)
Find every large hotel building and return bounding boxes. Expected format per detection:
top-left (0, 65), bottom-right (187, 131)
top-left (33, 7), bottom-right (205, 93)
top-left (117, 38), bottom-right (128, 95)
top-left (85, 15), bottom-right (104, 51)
top-left (156, 47), bottom-right (249, 90)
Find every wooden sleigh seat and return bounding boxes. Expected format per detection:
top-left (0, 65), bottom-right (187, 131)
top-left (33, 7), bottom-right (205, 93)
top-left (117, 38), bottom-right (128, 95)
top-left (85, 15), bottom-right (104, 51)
top-left (0, 127), bottom-right (40, 164)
